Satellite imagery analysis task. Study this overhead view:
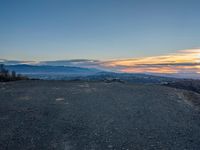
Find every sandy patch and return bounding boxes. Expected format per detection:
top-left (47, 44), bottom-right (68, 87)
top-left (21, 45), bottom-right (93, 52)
top-left (56, 98), bottom-right (65, 101)
top-left (20, 96), bottom-right (30, 100)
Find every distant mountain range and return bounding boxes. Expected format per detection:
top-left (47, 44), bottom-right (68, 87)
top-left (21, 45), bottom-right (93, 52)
top-left (4, 64), bottom-right (178, 83)
top-left (5, 64), bottom-right (102, 80)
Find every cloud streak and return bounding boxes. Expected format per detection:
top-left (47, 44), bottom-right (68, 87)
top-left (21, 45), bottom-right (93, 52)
top-left (102, 48), bottom-right (200, 75)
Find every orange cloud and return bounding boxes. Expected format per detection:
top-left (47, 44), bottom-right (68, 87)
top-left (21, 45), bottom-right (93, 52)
top-left (102, 48), bottom-right (200, 74)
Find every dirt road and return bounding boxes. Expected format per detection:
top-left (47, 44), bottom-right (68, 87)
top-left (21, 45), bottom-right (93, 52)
top-left (0, 81), bottom-right (200, 150)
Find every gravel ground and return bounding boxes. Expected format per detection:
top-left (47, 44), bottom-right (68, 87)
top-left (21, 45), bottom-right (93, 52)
top-left (0, 80), bottom-right (200, 150)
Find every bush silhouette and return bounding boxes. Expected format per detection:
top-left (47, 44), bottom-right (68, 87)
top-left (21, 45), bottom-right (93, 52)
top-left (0, 64), bottom-right (28, 82)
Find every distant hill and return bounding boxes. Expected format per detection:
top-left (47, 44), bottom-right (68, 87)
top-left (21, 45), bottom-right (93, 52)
top-left (4, 64), bottom-right (177, 83)
top-left (5, 65), bottom-right (101, 80)
top-left (4, 64), bottom-right (171, 82)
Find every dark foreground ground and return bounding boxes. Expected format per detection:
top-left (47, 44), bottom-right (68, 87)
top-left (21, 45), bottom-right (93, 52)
top-left (0, 81), bottom-right (200, 150)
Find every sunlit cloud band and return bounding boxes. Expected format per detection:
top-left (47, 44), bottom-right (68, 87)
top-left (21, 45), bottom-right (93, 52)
top-left (102, 48), bottom-right (200, 75)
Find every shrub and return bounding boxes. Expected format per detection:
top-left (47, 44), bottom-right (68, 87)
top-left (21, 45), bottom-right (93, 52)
top-left (0, 64), bottom-right (28, 82)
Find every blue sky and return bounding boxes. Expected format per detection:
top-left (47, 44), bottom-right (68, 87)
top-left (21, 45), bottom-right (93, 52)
top-left (0, 0), bottom-right (200, 61)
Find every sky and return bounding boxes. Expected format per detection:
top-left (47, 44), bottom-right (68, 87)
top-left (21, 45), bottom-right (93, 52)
top-left (0, 0), bottom-right (200, 76)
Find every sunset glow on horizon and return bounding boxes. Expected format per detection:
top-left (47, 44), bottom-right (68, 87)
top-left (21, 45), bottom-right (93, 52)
top-left (103, 48), bottom-right (200, 74)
